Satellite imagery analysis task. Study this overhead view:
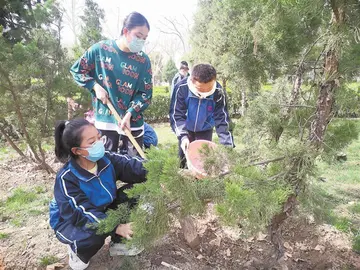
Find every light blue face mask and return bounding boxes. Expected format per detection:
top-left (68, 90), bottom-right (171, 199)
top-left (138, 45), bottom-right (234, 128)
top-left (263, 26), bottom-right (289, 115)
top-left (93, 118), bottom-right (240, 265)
top-left (127, 36), bottom-right (145, 53)
top-left (81, 140), bottom-right (105, 162)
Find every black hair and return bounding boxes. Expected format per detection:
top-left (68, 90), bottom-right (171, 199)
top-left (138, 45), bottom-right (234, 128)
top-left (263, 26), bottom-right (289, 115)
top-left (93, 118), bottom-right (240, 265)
top-left (180, 61), bottom-right (188, 67)
top-left (191, 64), bottom-right (217, 83)
top-left (54, 118), bottom-right (91, 163)
top-left (121, 12), bottom-right (150, 35)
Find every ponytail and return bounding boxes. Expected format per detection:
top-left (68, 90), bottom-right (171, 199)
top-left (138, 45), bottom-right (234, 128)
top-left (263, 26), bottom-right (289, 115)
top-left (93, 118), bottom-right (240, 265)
top-left (54, 119), bottom-right (90, 163)
top-left (54, 120), bottom-right (68, 162)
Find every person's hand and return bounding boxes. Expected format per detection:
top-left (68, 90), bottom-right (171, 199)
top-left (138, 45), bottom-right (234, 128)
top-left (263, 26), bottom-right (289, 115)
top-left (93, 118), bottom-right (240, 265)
top-left (120, 112), bottom-right (132, 131)
top-left (115, 223), bottom-right (133, 239)
top-left (180, 137), bottom-right (190, 153)
top-left (94, 83), bottom-right (108, 104)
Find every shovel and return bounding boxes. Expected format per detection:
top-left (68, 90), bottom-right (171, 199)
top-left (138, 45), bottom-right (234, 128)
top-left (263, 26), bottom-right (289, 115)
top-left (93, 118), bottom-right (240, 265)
top-left (106, 100), bottom-right (146, 159)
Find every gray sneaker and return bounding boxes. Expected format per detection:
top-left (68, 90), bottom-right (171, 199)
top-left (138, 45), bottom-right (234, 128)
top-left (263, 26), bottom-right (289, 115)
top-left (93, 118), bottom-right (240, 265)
top-left (109, 242), bottom-right (144, 256)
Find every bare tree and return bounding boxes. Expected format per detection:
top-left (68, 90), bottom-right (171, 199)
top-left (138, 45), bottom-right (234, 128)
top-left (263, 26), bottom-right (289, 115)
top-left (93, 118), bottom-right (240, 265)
top-left (62, 0), bottom-right (83, 45)
top-left (157, 16), bottom-right (192, 54)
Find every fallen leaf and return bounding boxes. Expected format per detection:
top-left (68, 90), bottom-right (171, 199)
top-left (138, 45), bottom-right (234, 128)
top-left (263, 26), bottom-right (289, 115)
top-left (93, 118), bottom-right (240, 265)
top-left (284, 242), bottom-right (292, 251)
top-left (209, 237), bottom-right (221, 247)
top-left (197, 255), bottom-right (204, 260)
top-left (46, 263), bottom-right (64, 270)
top-left (295, 242), bottom-right (308, 251)
top-left (226, 248), bottom-right (231, 257)
top-left (246, 237), bottom-right (254, 243)
top-left (257, 232), bottom-right (267, 241)
top-left (314, 245), bottom-right (325, 253)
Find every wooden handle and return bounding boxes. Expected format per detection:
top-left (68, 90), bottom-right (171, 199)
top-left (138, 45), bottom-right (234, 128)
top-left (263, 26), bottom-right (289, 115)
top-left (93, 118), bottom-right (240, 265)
top-left (106, 101), bottom-right (146, 159)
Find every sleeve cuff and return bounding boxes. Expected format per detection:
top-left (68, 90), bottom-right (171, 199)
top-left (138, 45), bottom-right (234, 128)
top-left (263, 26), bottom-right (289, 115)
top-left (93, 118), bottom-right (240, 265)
top-left (126, 107), bottom-right (137, 117)
top-left (85, 80), bottom-right (97, 91)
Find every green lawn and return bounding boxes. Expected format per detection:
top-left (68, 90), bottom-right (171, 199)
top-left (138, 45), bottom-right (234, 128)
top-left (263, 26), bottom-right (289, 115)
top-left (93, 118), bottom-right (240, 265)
top-left (305, 122), bottom-right (360, 251)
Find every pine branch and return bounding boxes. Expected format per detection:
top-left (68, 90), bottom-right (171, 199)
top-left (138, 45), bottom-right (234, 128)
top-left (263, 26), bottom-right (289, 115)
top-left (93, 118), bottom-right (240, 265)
top-left (248, 156), bottom-right (285, 167)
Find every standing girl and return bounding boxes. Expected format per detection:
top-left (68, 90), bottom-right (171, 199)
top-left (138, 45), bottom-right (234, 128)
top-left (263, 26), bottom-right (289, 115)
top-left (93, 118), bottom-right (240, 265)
top-left (70, 12), bottom-right (152, 155)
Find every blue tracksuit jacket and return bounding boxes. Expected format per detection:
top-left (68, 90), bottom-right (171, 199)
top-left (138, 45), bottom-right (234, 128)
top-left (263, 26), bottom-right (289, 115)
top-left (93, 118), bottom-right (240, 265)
top-left (49, 152), bottom-right (146, 245)
top-left (169, 78), bottom-right (234, 147)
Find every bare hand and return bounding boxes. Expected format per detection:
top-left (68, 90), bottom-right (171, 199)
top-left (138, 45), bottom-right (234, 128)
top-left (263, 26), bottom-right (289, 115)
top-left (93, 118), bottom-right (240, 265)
top-left (120, 112), bottom-right (132, 131)
top-left (180, 137), bottom-right (190, 153)
top-left (115, 223), bottom-right (133, 239)
top-left (94, 83), bottom-right (108, 104)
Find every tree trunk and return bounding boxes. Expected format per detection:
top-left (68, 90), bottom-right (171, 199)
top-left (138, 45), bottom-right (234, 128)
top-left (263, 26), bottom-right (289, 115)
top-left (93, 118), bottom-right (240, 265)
top-left (309, 79), bottom-right (336, 147)
top-left (269, 195), bottom-right (297, 258)
top-left (309, 1), bottom-right (343, 147)
top-left (67, 97), bottom-right (75, 120)
top-left (284, 64), bottom-right (304, 119)
top-left (0, 124), bottom-right (27, 158)
top-left (6, 80), bottom-right (41, 162)
top-left (180, 216), bottom-right (200, 249)
top-left (38, 142), bottom-right (55, 174)
top-left (241, 88), bottom-right (247, 116)
top-left (222, 78), bottom-right (227, 91)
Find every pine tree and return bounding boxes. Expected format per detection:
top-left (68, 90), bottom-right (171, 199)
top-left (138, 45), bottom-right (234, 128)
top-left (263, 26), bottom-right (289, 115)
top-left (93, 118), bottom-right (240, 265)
top-left (96, 0), bottom-right (360, 258)
top-left (78, 0), bottom-right (105, 51)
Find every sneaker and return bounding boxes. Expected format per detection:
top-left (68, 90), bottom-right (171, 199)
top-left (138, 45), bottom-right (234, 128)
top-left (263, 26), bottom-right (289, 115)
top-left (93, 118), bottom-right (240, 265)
top-left (68, 245), bottom-right (89, 270)
top-left (109, 242), bottom-right (144, 256)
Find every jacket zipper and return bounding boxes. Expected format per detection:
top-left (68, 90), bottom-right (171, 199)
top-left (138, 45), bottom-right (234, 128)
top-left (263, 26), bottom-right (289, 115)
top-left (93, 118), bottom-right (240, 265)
top-left (194, 99), bottom-right (201, 131)
top-left (97, 177), bottom-right (113, 201)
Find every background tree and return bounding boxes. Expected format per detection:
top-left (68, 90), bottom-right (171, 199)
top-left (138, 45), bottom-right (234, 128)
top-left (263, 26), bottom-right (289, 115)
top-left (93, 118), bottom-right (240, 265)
top-left (78, 0), bottom-right (105, 51)
top-left (0, 0), bottom-right (80, 172)
top-left (163, 59), bottom-right (178, 86)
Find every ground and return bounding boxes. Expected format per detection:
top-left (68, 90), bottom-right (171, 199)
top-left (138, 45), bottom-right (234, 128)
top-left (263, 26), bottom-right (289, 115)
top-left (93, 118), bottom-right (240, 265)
top-left (1, 123), bottom-right (360, 269)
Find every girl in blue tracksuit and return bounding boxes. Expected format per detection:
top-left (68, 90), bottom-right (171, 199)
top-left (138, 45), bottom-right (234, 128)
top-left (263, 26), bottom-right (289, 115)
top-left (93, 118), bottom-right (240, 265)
top-left (49, 118), bottom-right (146, 270)
top-left (169, 63), bottom-right (235, 168)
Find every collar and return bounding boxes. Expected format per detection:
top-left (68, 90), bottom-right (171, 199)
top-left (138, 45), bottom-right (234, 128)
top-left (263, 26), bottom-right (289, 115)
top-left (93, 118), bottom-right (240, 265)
top-left (187, 77), bottom-right (217, 98)
top-left (68, 156), bottom-right (111, 182)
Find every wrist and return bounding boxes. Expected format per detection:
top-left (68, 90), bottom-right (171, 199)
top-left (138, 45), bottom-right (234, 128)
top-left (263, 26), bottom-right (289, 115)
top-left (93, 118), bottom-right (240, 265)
top-left (126, 107), bottom-right (136, 117)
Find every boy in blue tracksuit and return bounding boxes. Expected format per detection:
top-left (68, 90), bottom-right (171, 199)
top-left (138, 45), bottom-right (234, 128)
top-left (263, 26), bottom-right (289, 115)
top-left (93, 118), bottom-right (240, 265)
top-left (169, 63), bottom-right (234, 168)
top-left (49, 118), bottom-right (146, 270)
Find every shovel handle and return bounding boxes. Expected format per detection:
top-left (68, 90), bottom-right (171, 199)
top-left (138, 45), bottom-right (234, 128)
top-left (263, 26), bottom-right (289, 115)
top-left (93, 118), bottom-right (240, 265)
top-left (106, 101), bottom-right (146, 159)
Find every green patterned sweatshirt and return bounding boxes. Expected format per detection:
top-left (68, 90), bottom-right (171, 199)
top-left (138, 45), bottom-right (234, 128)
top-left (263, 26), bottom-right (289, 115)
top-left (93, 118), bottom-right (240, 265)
top-left (70, 40), bottom-right (152, 132)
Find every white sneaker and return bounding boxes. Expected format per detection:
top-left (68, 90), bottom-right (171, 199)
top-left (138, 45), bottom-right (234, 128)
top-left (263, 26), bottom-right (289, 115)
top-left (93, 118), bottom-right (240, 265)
top-left (109, 242), bottom-right (144, 256)
top-left (68, 245), bottom-right (89, 270)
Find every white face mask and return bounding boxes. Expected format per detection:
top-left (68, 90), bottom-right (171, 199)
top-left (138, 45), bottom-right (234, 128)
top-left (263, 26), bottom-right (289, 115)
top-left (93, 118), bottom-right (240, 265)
top-left (187, 77), bottom-right (217, 99)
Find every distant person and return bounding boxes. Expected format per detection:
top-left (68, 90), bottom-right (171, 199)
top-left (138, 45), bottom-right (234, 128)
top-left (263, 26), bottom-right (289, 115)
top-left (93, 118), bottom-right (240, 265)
top-left (169, 63), bottom-right (234, 168)
top-left (49, 118), bottom-right (146, 270)
top-left (170, 61), bottom-right (190, 97)
top-left (70, 12), bottom-right (153, 156)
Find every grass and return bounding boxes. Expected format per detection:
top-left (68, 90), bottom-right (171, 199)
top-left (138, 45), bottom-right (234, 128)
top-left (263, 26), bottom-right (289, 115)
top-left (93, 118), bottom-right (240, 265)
top-left (5, 188), bottom-right (37, 211)
top-left (350, 203), bottom-right (360, 214)
top-left (0, 187), bottom-right (51, 227)
top-left (39, 255), bottom-right (58, 267)
top-left (309, 120), bottom-right (360, 252)
top-left (0, 232), bottom-right (10, 239)
top-left (153, 85), bottom-right (170, 96)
